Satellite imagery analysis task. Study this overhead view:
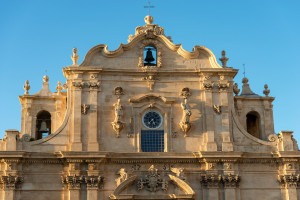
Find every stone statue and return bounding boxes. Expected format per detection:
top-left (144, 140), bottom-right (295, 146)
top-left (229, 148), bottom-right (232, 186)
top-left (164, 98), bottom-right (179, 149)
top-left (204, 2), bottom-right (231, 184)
top-left (71, 48), bottom-right (79, 66)
top-left (115, 168), bottom-right (128, 186)
top-left (113, 99), bottom-right (123, 123)
top-left (111, 98), bottom-right (124, 137)
top-left (181, 98), bottom-right (192, 124)
top-left (179, 98), bottom-right (192, 136)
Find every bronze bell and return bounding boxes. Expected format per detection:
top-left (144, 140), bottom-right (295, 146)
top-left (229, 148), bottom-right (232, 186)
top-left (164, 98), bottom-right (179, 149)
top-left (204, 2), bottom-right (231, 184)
top-left (39, 120), bottom-right (48, 133)
top-left (144, 48), bottom-right (155, 63)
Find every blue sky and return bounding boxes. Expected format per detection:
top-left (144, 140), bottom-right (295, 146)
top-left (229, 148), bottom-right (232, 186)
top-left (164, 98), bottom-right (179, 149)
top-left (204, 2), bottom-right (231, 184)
top-left (0, 0), bottom-right (299, 141)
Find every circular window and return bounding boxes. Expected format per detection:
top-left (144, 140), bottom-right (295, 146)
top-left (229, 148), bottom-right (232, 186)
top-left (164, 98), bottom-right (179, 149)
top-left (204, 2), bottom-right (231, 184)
top-left (142, 111), bottom-right (163, 129)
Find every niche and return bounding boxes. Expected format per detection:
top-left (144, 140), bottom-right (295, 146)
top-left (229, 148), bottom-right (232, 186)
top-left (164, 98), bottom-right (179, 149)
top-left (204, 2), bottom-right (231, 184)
top-left (246, 111), bottom-right (260, 138)
top-left (144, 46), bottom-right (157, 66)
top-left (35, 110), bottom-right (51, 139)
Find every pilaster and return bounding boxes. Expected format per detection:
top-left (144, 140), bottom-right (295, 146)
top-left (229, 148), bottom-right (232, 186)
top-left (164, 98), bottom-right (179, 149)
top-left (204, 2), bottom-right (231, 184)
top-left (200, 74), bottom-right (217, 151)
top-left (70, 79), bottom-right (84, 151)
top-left (87, 75), bottom-right (101, 151)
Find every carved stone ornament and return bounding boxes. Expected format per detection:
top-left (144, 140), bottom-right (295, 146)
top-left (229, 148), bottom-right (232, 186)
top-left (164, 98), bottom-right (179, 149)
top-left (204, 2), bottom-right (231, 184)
top-left (180, 87), bottom-right (191, 98)
top-left (213, 105), bottom-right (222, 114)
top-left (222, 174), bottom-right (240, 188)
top-left (202, 82), bottom-right (213, 91)
top-left (56, 81), bottom-right (63, 95)
top-left (71, 47), bottom-right (79, 66)
top-left (219, 50), bottom-right (229, 68)
top-left (128, 16), bottom-right (168, 43)
top-left (85, 175), bottom-right (104, 189)
top-left (137, 165), bottom-right (168, 192)
top-left (115, 168), bottom-right (128, 186)
top-left (81, 104), bottom-right (90, 115)
top-left (0, 175), bottom-right (23, 189)
top-left (200, 174), bottom-right (222, 188)
top-left (263, 84), bottom-right (270, 97)
top-left (200, 174), bottom-right (240, 188)
top-left (142, 73), bottom-right (158, 91)
top-left (111, 99), bottom-right (124, 137)
top-left (72, 81), bottom-right (84, 89)
top-left (278, 174), bottom-right (300, 188)
top-left (61, 175), bottom-right (84, 189)
top-left (23, 80), bottom-right (30, 95)
top-left (87, 81), bottom-right (100, 89)
top-left (179, 99), bottom-right (192, 137)
top-left (114, 86), bottom-right (124, 98)
top-left (218, 82), bottom-right (230, 91)
top-left (233, 83), bottom-right (240, 96)
top-left (171, 168), bottom-right (186, 181)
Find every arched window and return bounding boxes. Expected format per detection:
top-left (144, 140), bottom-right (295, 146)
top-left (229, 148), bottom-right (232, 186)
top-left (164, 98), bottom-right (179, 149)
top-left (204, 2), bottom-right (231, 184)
top-left (144, 46), bottom-right (157, 66)
top-left (246, 111), bottom-right (260, 138)
top-left (36, 110), bottom-right (51, 140)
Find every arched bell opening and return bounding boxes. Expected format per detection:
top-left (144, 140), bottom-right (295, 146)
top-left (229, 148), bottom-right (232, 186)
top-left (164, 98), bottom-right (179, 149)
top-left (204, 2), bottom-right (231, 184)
top-left (35, 110), bottom-right (51, 140)
top-left (144, 45), bottom-right (157, 66)
top-left (246, 111), bottom-right (260, 139)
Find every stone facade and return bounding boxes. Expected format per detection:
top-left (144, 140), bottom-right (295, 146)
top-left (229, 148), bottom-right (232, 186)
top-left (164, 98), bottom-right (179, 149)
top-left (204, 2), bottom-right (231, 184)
top-left (0, 15), bottom-right (299, 200)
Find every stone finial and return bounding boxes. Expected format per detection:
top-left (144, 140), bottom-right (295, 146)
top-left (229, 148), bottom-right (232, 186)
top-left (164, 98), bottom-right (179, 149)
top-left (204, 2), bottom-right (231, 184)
top-left (240, 77), bottom-right (259, 97)
top-left (144, 15), bottom-right (154, 25)
top-left (43, 75), bottom-right (49, 83)
top-left (56, 81), bottom-right (63, 95)
top-left (263, 84), bottom-right (270, 97)
top-left (71, 48), bottom-right (79, 66)
top-left (233, 83), bottom-right (240, 96)
top-left (219, 50), bottom-right (229, 68)
top-left (23, 80), bottom-right (30, 95)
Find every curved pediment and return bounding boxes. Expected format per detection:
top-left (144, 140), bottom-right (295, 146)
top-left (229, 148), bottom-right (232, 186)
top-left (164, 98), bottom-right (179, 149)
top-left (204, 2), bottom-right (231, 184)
top-left (80, 16), bottom-right (222, 69)
top-left (109, 174), bottom-right (195, 200)
top-left (129, 94), bottom-right (175, 104)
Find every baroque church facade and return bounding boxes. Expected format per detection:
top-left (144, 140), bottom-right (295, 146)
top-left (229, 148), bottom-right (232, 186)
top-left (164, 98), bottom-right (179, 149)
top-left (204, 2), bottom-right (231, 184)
top-left (0, 15), bottom-right (299, 200)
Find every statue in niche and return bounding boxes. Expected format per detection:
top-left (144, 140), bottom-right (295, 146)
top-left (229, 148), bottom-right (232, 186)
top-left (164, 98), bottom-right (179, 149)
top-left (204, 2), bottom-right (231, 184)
top-left (113, 99), bottom-right (123, 123)
top-left (115, 168), bottom-right (128, 186)
top-left (179, 98), bottom-right (192, 136)
top-left (181, 98), bottom-right (192, 124)
top-left (111, 98), bottom-right (124, 137)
